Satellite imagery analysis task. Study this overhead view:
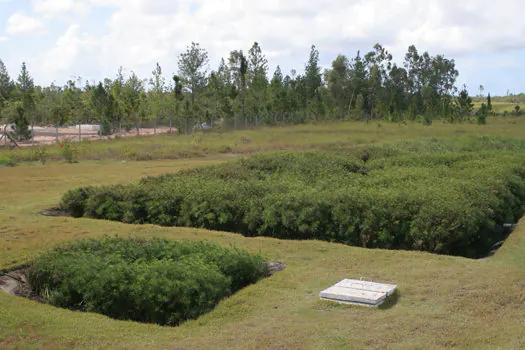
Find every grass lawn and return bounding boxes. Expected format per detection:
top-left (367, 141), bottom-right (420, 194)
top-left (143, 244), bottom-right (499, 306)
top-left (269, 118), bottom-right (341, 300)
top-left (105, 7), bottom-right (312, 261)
top-left (1, 119), bottom-right (525, 349)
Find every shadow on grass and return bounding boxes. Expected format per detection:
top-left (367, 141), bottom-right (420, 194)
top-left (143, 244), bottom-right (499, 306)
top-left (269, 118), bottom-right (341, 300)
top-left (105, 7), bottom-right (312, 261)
top-left (378, 289), bottom-right (400, 310)
top-left (313, 289), bottom-right (400, 311)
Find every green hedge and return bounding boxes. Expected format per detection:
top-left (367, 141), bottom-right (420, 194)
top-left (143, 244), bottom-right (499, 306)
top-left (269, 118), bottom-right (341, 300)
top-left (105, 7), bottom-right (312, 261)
top-left (26, 237), bottom-right (267, 326)
top-left (60, 137), bottom-right (525, 258)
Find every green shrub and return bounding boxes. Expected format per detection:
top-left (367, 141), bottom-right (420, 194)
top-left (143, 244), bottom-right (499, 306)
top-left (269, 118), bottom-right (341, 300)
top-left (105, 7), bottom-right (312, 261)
top-left (60, 187), bottom-right (95, 218)
top-left (34, 147), bottom-right (48, 165)
top-left (0, 153), bottom-right (17, 167)
top-left (59, 141), bottom-right (78, 163)
top-left (25, 237), bottom-right (266, 326)
top-left (60, 137), bottom-right (525, 258)
top-left (99, 119), bottom-right (112, 136)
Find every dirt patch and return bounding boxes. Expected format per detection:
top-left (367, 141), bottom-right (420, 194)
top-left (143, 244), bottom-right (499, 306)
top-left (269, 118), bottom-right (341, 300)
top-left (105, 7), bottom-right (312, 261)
top-left (265, 262), bottom-right (286, 276)
top-left (40, 209), bottom-right (70, 217)
top-left (0, 269), bottom-right (41, 301)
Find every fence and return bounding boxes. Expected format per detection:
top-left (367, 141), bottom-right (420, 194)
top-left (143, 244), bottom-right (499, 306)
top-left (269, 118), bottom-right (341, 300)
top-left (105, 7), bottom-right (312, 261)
top-left (1, 112), bottom-right (335, 148)
top-left (0, 121), bottom-right (178, 148)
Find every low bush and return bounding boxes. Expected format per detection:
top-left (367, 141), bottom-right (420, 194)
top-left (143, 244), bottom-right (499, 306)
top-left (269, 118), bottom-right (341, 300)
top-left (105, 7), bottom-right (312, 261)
top-left (59, 140), bottom-right (78, 163)
top-left (0, 153), bottom-right (17, 167)
top-left (34, 147), bottom-right (48, 165)
top-left (25, 236), bottom-right (266, 326)
top-left (60, 137), bottom-right (525, 258)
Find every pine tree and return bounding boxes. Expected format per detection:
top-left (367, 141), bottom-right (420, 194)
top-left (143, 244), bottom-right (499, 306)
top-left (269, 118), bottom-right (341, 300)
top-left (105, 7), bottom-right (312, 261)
top-left (456, 86), bottom-right (473, 122)
top-left (487, 93), bottom-right (492, 112)
top-left (304, 45), bottom-right (322, 101)
top-left (0, 59), bottom-right (13, 108)
top-left (178, 42), bottom-right (209, 125)
top-left (13, 62), bottom-right (34, 140)
top-left (247, 42), bottom-right (268, 118)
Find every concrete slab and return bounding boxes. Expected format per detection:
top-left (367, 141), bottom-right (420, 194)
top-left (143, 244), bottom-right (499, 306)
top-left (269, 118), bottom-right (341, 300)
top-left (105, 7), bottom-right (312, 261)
top-left (335, 279), bottom-right (397, 296)
top-left (319, 279), bottom-right (397, 307)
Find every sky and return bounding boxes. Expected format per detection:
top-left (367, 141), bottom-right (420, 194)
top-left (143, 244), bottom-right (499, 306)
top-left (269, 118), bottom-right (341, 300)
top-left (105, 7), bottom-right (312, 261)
top-left (1, 0), bottom-right (524, 96)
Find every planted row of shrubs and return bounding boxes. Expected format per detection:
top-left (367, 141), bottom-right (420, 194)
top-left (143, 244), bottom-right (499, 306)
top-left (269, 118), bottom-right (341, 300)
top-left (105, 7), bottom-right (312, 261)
top-left (26, 237), bottom-right (267, 325)
top-left (60, 137), bottom-right (525, 258)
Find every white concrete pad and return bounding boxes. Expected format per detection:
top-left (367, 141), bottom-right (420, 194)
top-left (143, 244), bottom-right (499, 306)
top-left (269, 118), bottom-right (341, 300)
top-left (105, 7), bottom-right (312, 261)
top-left (335, 279), bottom-right (397, 296)
top-left (319, 279), bottom-right (397, 307)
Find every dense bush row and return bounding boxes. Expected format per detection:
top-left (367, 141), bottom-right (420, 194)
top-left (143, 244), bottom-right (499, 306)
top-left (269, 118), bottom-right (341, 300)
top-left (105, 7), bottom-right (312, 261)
top-left (60, 137), bottom-right (525, 258)
top-left (26, 237), bottom-right (266, 325)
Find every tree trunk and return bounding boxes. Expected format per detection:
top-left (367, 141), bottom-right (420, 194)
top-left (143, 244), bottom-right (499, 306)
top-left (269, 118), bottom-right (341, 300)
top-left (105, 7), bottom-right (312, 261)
top-left (347, 88), bottom-right (356, 116)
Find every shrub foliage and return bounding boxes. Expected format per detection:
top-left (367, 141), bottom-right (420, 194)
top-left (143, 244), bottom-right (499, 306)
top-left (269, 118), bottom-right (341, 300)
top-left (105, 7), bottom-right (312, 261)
top-left (60, 137), bottom-right (525, 258)
top-left (26, 237), bottom-right (267, 326)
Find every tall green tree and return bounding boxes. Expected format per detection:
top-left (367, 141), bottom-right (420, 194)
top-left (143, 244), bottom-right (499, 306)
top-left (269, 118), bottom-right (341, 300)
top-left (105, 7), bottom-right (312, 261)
top-left (91, 82), bottom-right (112, 134)
top-left (62, 79), bottom-right (83, 125)
top-left (267, 66), bottom-right (284, 115)
top-left (148, 62), bottom-right (166, 127)
top-left (0, 59), bottom-right (13, 110)
top-left (347, 51), bottom-right (368, 114)
top-left (122, 71), bottom-right (146, 132)
top-left (109, 67), bottom-right (126, 124)
top-left (456, 85), bottom-right (473, 122)
top-left (13, 62), bottom-right (34, 139)
top-left (178, 42), bottom-right (209, 126)
top-left (229, 50), bottom-right (248, 127)
top-left (247, 42), bottom-right (269, 121)
top-left (325, 54), bottom-right (350, 117)
top-left (304, 45), bottom-right (322, 100)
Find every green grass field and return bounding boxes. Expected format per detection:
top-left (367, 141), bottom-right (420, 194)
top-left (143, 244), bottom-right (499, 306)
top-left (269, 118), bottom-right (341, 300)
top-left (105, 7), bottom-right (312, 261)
top-left (1, 119), bottom-right (525, 349)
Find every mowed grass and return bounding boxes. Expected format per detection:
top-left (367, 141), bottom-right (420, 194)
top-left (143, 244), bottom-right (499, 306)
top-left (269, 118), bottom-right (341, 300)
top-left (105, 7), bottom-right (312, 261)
top-left (1, 119), bottom-right (525, 349)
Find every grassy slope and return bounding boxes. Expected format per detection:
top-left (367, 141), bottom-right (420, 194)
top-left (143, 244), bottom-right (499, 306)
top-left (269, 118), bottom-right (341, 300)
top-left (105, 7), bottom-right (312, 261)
top-left (3, 117), bottom-right (525, 163)
top-left (1, 119), bottom-right (525, 349)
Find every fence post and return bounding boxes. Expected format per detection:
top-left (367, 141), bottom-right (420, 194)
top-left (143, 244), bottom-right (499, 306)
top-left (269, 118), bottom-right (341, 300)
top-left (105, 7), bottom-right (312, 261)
top-left (154, 118), bottom-right (157, 135)
top-left (78, 123), bottom-right (82, 143)
top-left (169, 119), bottom-right (172, 133)
top-left (31, 122), bottom-right (34, 146)
top-left (55, 124), bottom-right (59, 143)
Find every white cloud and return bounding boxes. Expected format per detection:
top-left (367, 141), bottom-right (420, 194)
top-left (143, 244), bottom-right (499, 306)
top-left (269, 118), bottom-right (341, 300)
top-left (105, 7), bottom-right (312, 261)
top-left (32, 0), bottom-right (90, 18)
top-left (10, 0), bottom-right (525, 90)
top-left (6, 11), bottom-right (46, 35)
top-left (29, 24), bottom-right (98, 83)
top-left (88, 0), bottom-right (525, 65)
top-left (0, 36), bottom-right (7, 42)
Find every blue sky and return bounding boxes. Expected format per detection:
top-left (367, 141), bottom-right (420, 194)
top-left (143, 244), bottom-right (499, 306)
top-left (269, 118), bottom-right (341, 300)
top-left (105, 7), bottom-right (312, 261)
top-left (1, 0), bottom-right (524, 96)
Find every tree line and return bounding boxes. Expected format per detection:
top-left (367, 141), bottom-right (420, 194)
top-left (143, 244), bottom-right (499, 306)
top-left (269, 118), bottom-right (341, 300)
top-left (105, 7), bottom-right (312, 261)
top-left (0, 42), bottom-right (478, 139)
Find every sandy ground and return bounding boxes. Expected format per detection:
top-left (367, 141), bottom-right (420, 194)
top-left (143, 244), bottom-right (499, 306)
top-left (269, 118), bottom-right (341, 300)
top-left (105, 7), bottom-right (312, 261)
top-left (1, 125), bottom-right (175, 147)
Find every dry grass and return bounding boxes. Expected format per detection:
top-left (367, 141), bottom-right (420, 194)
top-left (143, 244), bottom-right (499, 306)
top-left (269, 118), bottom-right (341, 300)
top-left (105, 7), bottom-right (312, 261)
top-left (1, 119), bottom-right (525, 349)
top-left (3, 117), bottom-right (525, 164)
